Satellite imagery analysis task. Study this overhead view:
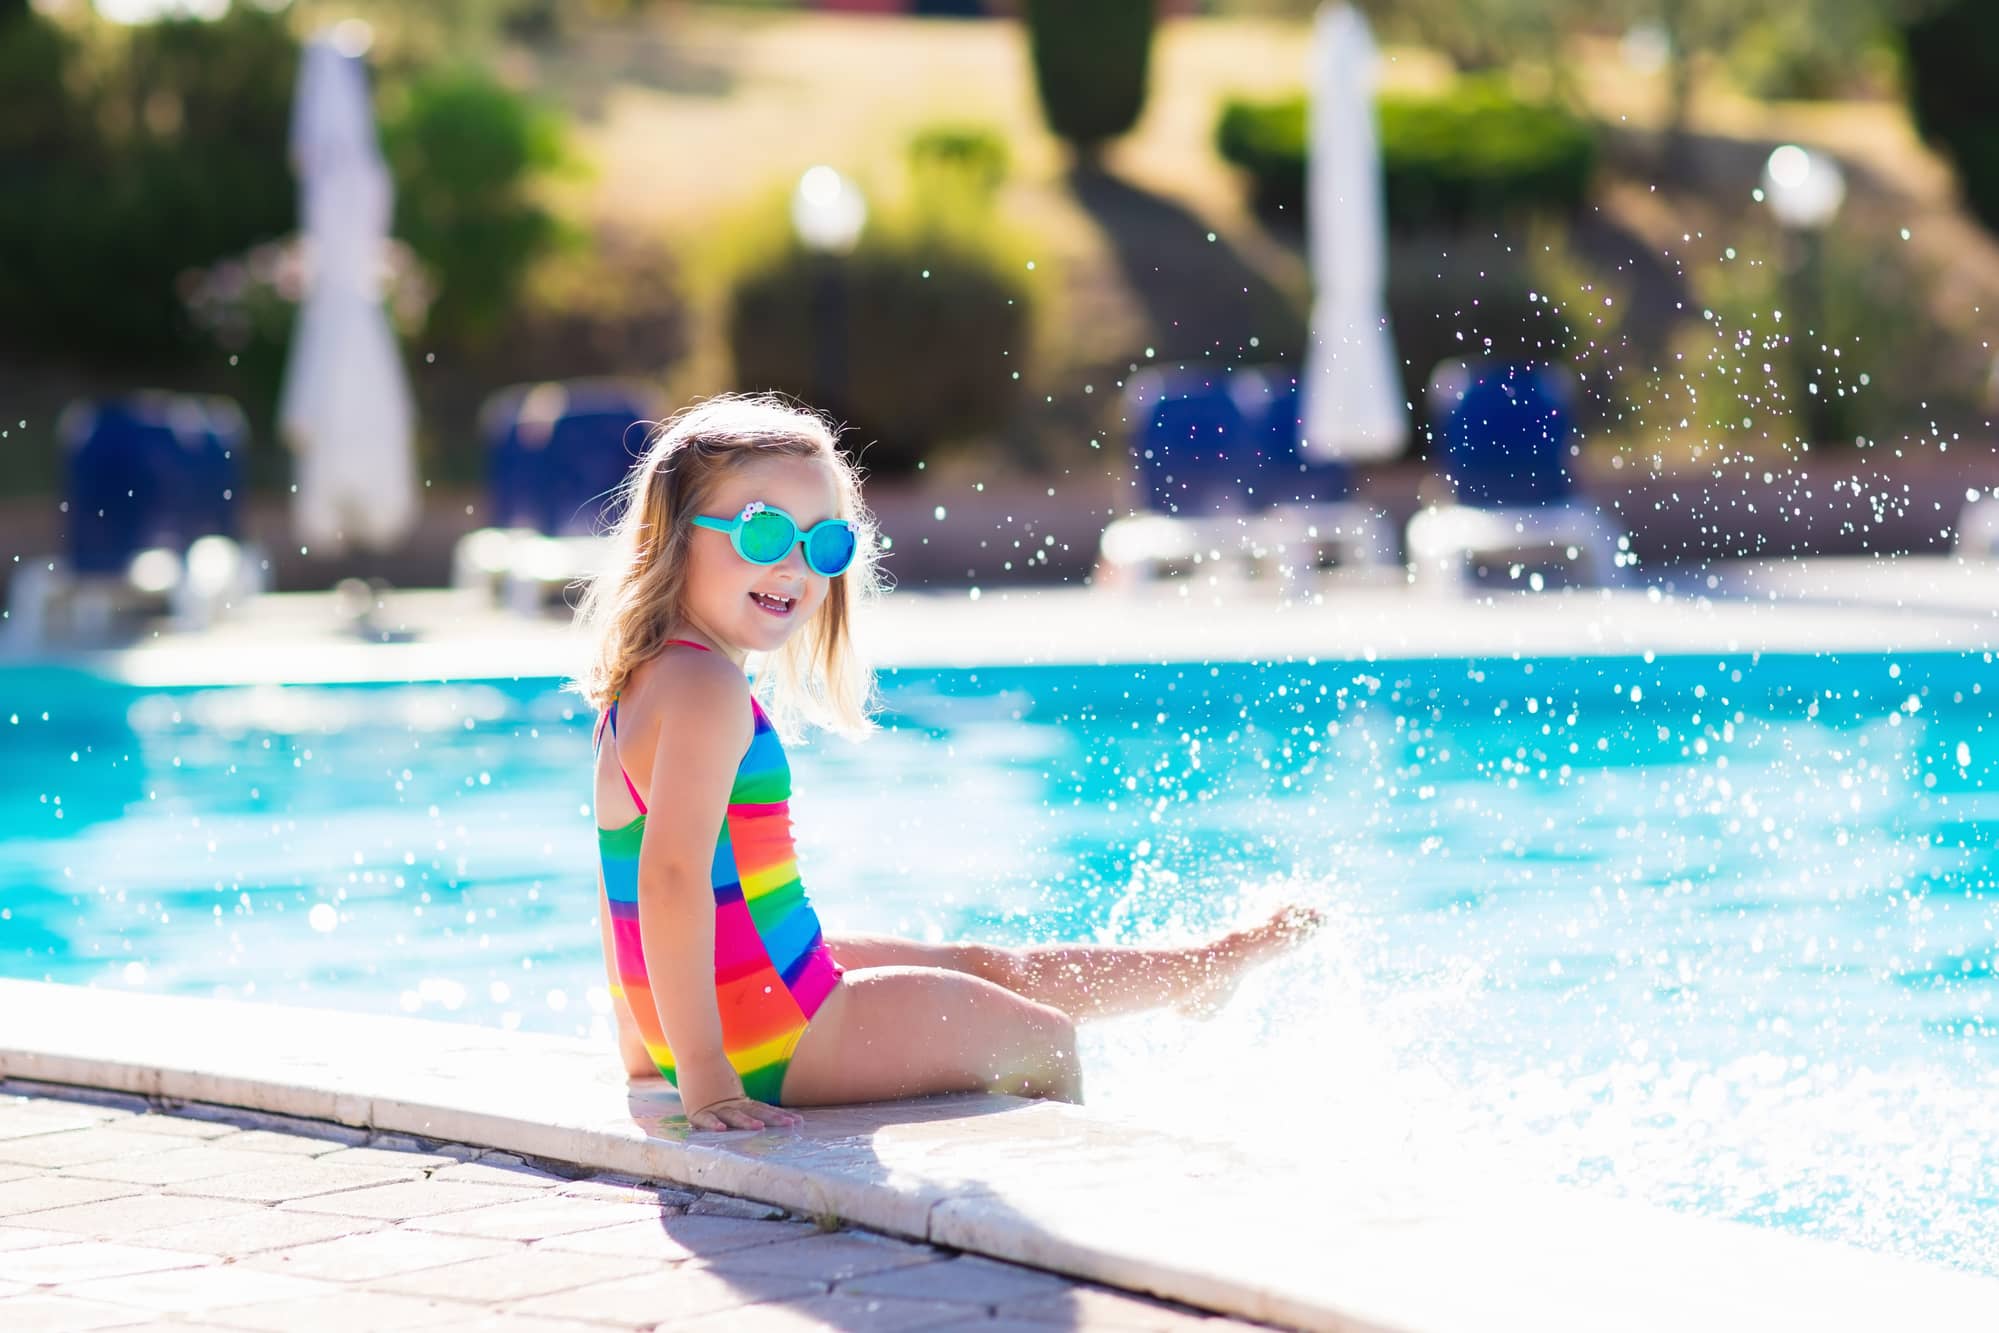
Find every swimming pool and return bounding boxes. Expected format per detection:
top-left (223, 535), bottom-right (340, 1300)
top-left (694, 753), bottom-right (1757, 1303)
top-left (3, 651), bottom-right (1993, 1275)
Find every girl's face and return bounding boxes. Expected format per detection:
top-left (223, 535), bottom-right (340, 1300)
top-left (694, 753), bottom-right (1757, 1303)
top-left (677, 453), bottom-right (841, 666)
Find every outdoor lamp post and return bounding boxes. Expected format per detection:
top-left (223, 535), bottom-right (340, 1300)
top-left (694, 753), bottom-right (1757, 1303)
top-left (791, 166), bottom-right (866, 417)
top-left (1760, 144), bottom-right (1846, 446)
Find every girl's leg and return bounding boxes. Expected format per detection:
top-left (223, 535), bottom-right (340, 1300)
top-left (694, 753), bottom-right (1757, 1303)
top-left (778, 965), bottom-right (1083, 1107)
top-left (826, 904), bottom-right (1324, 1022)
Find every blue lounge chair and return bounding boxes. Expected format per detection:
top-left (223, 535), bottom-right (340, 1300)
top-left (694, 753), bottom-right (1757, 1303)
top-left (1404, 359), bottom-right (1635, 591)
top-left (454, 378), bottom-right (664, 612)
top-left (1095, 365), bottom-right (1395, 589)
top-left (8, 392), bottom-right (263, 644)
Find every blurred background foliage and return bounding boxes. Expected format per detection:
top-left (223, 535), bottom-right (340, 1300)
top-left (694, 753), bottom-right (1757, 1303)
top-left (715, 124), bottom-right (1042, 478)
top-left (1, 0), bottom-right (1995, 502)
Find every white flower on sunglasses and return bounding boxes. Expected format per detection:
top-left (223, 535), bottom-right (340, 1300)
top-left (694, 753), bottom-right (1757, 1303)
top-left (740, 501), bottom-right (766, 521)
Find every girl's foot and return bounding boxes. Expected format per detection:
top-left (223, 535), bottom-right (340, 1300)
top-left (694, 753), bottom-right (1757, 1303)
top-left (1173, 904), bottom-right (1328, 1018)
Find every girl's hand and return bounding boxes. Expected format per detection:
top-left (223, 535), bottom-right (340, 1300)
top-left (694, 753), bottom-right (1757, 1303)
top-left (688, 1095), bottom-right (802, 1133)
top-left (677, 1057), bottom-right (800, 1131)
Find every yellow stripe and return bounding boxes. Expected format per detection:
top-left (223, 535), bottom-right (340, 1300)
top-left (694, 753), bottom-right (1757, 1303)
top-left (641, 1024), bottom-right (799, 1077)
top-left (741, 860), bottom-right (799, 900)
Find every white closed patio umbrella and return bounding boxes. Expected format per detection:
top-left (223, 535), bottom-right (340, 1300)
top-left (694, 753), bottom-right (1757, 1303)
top-left (1298, 1), bottom-right (1406, 462)
top-left (276, 23), bottom-right (418, 555)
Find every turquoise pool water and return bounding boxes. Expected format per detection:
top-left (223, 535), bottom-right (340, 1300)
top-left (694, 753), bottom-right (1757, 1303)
top-left (2, 652), bottom-right (1994, 1273)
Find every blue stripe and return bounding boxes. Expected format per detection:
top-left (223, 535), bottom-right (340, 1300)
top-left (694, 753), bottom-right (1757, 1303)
top-left (778, 926), bottom-right (824, 986)
top-left (761, 910), bottom-right (818, 980)
top-left (603, 859), bottom-right (638, 906)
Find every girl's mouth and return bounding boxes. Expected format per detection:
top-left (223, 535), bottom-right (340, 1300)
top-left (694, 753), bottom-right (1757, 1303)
top-left (749, 591), bottom-right (795, 618)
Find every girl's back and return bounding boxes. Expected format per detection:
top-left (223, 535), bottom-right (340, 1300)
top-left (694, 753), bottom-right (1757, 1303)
top-left (592, 638), bottom-right (845, 1104)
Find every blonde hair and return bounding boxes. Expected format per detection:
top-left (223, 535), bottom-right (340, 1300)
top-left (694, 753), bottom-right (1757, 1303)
top-left (570, 392), bottom-right (889, 744)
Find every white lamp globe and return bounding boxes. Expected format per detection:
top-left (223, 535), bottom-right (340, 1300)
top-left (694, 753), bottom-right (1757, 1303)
top-left (791, 166), bottom-right (867, 255)
top-left (1761, 145), bottom-right (1846, 230)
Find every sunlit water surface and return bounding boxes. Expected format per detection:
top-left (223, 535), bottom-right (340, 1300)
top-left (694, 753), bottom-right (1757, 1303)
top-left (3, 652), bottom-right (1994, 1274)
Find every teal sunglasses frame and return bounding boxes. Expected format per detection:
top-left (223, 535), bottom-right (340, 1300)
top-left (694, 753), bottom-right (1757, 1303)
top-left (690, 500), bottom-right (859, 577)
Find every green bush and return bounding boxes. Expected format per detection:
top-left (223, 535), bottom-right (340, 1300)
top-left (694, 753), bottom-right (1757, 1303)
top-left (1216, 80), bottom-right (1597, 230)
top-left (0, 6), bottom-right (298, 367)
top-left (0, 8), bottom-right (572, 380)
top-left (720, 172), bottom-right (1037, 477)
top-left (378, 65), bottom-right (572, 348)
top-left (908, 123), bottom-right (1011, 204)
top-left (1022, 0), bottom-right (1154, 161)
top-left (1900, 0), bottom-right (1999, 238)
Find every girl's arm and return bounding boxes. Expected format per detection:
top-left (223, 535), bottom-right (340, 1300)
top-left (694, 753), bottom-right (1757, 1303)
top-left (631, 657), bottom-right (759, 1120)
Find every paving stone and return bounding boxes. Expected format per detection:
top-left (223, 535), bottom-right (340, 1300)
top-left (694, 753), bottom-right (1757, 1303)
top-left (0, 1175), bottom-right (146, 1218)
top-left (235, 1227), bottom-right (522, 1282)
top-left (0, 1086), bottom-right (149, 1117)
top-left (685, 1193), bottom-right (790, 1221)
top-left (315, 1145), bottom-right (465, 1171)
top-left (16, 1193), bottom-right (265, 1239)
top-left (47, 1264), bottom-right (340, 1315)
top-left (0, 1240), bottom-right (214, 1285)
top-left (414, 1314), bottom-right (638, 1333)
top-left (0, 1226), bottom-right (82, 1252)
top-left (401, 1196), bottom-right (668, 1242)
top-left (426, 1159), bottom-right (569, 1191)
top-left (837, 1255), bottom-right (1076, 1308)
top-left (0, 1291), bottom-right (146, 1331)
top-left (62, 1144), bottom-right (303, 1187)
top-left (116, 1115), bottom-right (242, 1142)
top-left (661, 1291), bottom-right (980, 1332)
top-left (0, 1128), bottom-right (185, 1170)
top-left (365, 1248), bottom-right (646, 1304)
top-left (693, 1230), bottom-right (938, 1284)
top-left (162, 1158), bottom-right (425, 1205)
top-left (139, 1207), bottom-right (390, 1256)
top-left (551, 1175), bottom-right (699, 1209)
top-left (274, 1178), bottom-right (547, 1221)
top-left (194, 1286), bottom-right (485, 1332)
top-left (999, 1285), bottom-right (1222, 1330)
top-left (508, 1264), bottom-right (825, 1326)
top-left (533, 1215), bottom-right (817, 1263)
top-left (154, 1107), bottom-right (370, 1148)
top-left (200, 1127), bottom-right (368, 1157)
top-left (0, 1112), bottom-right (114, 1144)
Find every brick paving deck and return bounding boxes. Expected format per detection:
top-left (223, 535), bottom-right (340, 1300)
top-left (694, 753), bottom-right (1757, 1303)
top-left (0, 1082), bottom-right (1254, 1333)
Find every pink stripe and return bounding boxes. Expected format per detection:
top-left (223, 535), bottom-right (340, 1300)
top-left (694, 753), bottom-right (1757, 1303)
top-left (621, 767), bottom-right (648, 815)
top-left (613, 915), bottom-right (644, 963)
top-left (788, 948), bottom-right (840, 1017)
top-left (713, 899), bottom-right (768, 971)
top-left (729, 800), bottom-right (786, 818)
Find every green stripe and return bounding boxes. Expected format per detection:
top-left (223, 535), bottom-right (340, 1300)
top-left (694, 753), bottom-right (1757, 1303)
top-left (597, 817), bottom-right (644, 858)
top-left (739, 1060), bottom-right (787, 1105)
top-left (733, 769), bottom-right (787, 804)
top-left (745, 878), bottom-right (803, 931)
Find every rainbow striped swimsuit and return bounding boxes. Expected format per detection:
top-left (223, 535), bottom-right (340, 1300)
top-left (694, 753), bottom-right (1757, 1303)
top-left (594, 639), bottom-right (845, 1106)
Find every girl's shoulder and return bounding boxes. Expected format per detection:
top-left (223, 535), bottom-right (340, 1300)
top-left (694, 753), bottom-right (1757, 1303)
top-left (619, 646), bottom-right (755, 748)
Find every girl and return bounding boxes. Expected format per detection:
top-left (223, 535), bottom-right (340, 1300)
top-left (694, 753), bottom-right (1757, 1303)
top-left (572, 393), bottom-right (1322, 1133)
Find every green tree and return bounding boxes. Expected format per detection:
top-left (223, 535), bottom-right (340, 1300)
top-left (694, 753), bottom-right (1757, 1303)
top-left (1021, 0), bottom-right (1155, 166)
top-left (1900, 0), bottom-right (1999, 236)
